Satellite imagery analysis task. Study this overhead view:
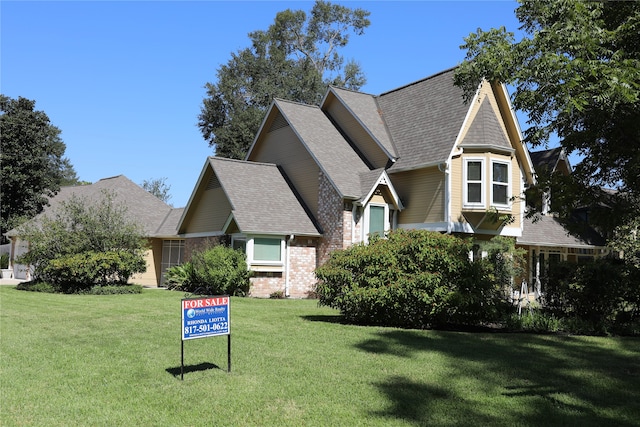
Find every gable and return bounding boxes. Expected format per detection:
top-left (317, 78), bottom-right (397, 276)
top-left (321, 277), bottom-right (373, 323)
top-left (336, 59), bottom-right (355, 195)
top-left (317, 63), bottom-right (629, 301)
top-left (179, 157), bottom-right (320, 237)
top-left (458, 98), bottom-right (513, 153)
top-left (322, 87), bottom-right (396, 169)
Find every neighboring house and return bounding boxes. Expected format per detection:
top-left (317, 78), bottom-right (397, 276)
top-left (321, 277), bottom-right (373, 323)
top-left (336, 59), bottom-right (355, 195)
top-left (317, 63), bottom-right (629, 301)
top-left (5, 175), bottom-right (185, 286)
top-left (517, 147), bottom-right (607, 295)
top-left (177, 67), bottom-right (605, 298)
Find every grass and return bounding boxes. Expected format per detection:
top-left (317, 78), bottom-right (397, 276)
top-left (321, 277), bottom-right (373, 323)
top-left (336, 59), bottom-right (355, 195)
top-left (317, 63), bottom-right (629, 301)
top-left (1, 287), bottom-right (639, 426)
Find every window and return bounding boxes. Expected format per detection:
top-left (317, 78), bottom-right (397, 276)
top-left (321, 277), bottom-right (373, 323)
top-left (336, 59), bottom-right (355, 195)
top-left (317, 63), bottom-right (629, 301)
top-left (464, 158), bottom-right (484, 208)
top-left (253, 237), bottom-right (281, 262)
top-left (364, 203), bottom-right (390, 243)
top-left (233, 235), bottom-right (285, 270)
top-left (491, 161), bottom-right (510, 206)
top-left (161, 239), bottom-right (184, 285)
top-left (369, 205), bottom-right (385, 237)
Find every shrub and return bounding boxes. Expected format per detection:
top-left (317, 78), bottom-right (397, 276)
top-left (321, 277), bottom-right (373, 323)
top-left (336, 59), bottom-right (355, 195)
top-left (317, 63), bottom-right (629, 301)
top-left (16, 280), bottom-right (57, 293)
top-left (546, 258), bottom-right (639, 326)
top-left (16, 191), bottom-right (148, 283)
top-left (0, 253), bottom-right (9, 269)
top-left (171, 245), bottom-right (251, 296)
top-left (40, 250), bottom-right (146, 293)
top-left (315, 229), bottom-right (510, 328)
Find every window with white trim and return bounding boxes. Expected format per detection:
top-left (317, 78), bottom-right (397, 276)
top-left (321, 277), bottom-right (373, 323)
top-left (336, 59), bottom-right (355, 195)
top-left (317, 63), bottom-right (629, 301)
top-left (463, 158), bottom-right (485, 208)
top-left (160, 239), bottom-right (185, 285)
top-left (491, 160), bottom-right (510, 207)
top-left (232, 235), bottom-right (285, 269)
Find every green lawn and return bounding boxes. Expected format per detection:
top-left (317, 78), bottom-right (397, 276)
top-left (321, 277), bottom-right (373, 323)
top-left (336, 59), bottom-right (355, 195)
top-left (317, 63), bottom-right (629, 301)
top-left (1, 287), bottom-right (639, 426)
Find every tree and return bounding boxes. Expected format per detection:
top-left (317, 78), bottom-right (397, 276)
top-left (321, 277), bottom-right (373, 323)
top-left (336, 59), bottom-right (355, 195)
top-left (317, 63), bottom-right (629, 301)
top-left (0, 95), bottom-right (79, 242)
top-left (454, 0), bottom-right (640, 229)
top-left (198, 0), bottom-right (370, 159)
top-left (17, 190), bottom-right (148, 289)
top-left (140, 177), bottom-right (172, 205)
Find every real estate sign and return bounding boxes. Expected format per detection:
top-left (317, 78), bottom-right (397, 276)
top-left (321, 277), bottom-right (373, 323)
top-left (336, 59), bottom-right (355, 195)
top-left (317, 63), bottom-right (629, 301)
top-left (181, 296), bottom-right (230, 340)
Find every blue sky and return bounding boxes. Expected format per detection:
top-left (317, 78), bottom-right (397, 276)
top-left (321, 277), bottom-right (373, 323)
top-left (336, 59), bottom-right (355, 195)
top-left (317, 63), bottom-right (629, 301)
top-left (2, 1), bottom-right (524, 208)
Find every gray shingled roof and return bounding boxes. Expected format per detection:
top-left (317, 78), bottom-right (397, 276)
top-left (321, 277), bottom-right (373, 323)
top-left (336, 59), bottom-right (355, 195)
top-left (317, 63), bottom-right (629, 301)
top-left (459, 98), bottom-right (512, 151)
top-left (275, 99), bottom-right (371, 199)
top-left (517, 216), bottom-right (605, 247)
top-left (209, 157), bottom-right (320, 236)
top-left (378, 68), bottom-right (469, 172)
top-left (7, 175), bottom-right (175, 237)
top-left (155, 208), bottom-right (184, 237)
top-left (529, 147), bottom-right (564, 172)
top-left (328, 87), bottom-right (397, 159)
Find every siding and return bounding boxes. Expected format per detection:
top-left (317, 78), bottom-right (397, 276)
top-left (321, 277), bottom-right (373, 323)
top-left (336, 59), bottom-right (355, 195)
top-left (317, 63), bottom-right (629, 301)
top-left (184, 187), bottom-right (231, 234)
top-left (391, 166), bottom-right (445, 225)
top-left (249, 120), bottom-right (320, 216)
top-left (324, 97), bottom-right (390, 169)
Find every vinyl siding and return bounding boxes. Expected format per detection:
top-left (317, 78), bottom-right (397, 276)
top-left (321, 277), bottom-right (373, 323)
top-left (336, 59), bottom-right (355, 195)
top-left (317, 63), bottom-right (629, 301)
top-left (324, 97), bottom-right (390, 169)
top-left (249, 120), bottom-right (320, 216)
top-left (184, 187), bottom-right (231, 234)
top-left (391, 166), bottom-right (445, 225)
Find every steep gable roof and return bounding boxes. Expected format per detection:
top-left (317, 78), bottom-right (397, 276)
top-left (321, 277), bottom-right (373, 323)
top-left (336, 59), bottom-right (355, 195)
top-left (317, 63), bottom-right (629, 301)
top-left (326, 86), bottom-right (397, 159)
top-left (459, 98), bottom-right (513, 153)
top-left (378, 68), bottom-right (469, 171)
top-left (7, 175), bottom-right (175, 237)
top-left (530, 147), bottom-right (571, 175)
top-left (208, 157), bottom-right (320, 236)
top-left (274, 99), bottom-right (371, 199)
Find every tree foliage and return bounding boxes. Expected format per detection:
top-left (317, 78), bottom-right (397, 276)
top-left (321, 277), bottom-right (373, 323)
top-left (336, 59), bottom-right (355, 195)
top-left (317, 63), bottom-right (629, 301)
top-left (140, 177), bottom-right (172, 205)
top-left (17, 190), bottom-right (148, 287)
top-left (198, 0), bottom-right (370, 159)
top-left (0, 95), bottom-right (79, 241)
top-left (454, 0), bottom-right (640, 229)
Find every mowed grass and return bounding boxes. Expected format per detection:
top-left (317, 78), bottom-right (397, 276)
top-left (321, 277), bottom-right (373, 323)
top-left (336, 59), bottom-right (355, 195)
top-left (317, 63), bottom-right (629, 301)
top-left (1, 287), bottom-right (639, 426)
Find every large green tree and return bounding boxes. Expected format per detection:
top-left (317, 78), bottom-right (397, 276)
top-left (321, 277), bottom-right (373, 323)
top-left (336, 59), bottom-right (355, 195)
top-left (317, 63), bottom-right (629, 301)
top-left (1, 95), bottom-right (79, 241)
top-left (198, 0), bottom-right (370, 159)
top-left (454, 0), bottom-right (640, 230)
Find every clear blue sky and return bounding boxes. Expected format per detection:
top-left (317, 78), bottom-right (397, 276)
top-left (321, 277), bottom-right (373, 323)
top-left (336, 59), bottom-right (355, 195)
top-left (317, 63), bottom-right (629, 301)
top-left (2, 1), bottom-right (524, 208)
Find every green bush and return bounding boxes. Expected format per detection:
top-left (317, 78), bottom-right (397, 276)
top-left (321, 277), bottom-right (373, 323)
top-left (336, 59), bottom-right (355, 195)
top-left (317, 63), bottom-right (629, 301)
top-left (41, 250), bottom-right (146, 293)
top-left (16, 280), bottom-right (57, 293)
top-left (545, 258), bottom-right (639, 326)
top-left (315, 229), bottom-right (510, 328)
top-left (0, 253), bottom-right (9, 269)
top-left (16, 191), bottom-right (148, 283)
top-left (171, 245), bottom-right (251, 296)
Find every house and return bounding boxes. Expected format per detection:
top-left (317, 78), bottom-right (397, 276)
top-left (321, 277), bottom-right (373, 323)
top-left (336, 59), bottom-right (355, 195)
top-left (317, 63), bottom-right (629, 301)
top-left (5, 175), bottom-right (185, 287)
top-left (177, 67), bottom-right (605, 298)
top-left (517, 147), bottom-right (607, 295)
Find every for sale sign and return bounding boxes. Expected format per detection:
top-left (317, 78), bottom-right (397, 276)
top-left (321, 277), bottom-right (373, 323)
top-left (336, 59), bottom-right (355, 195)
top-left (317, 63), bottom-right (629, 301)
top-left (181, 296), bottom-right (230, 340)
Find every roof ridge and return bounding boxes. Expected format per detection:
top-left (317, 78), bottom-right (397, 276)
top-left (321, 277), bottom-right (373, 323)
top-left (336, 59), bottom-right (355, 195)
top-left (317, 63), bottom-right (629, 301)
top-left (209, 156), bottom-right (277, 168)
top-left (379, 66), bottom-right (458, 97)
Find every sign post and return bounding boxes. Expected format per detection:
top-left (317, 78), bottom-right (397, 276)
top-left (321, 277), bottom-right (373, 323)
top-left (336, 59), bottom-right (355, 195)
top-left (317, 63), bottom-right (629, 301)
top-left (181, 296), bottom-right (231, 379)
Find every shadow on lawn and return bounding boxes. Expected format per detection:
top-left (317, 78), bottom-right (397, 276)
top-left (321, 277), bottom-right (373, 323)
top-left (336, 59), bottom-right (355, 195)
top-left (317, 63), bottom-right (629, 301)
top-left (166, 362), bottom-right (221, 379)
top-left (358, 330), bottom-right (640, 426)
top-left (300, 314), bottom-right (345, 324)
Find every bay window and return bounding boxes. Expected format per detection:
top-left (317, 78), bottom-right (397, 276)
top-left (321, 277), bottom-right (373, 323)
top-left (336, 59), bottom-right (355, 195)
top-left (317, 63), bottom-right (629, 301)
top-left (491, 160), bottom-right (510, 207)
top-left (464, 158), bottom-right (485, 208)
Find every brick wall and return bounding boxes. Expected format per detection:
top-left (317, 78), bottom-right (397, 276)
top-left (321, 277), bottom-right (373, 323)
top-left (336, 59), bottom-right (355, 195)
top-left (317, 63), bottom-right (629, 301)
top-left (317, 171), bottom-right (348, 265)
top-left (249, 237), bottom-right (318, 298)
